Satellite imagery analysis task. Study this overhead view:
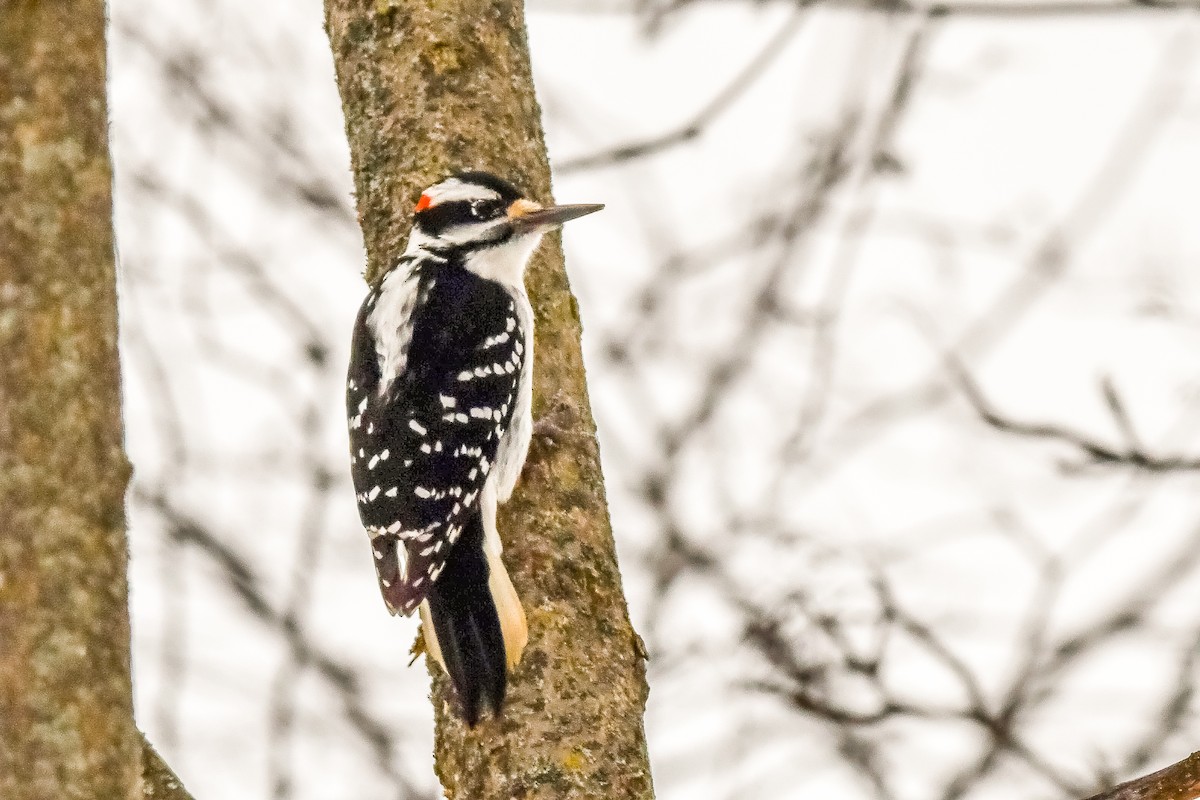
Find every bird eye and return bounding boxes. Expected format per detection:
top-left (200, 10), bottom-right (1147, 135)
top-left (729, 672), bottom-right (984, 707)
top-left (470, 199), bottom-right (502, 220)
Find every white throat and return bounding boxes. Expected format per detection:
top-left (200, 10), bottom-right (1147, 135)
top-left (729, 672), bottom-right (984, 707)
top-left (461, 232), bottom-right (543, 289)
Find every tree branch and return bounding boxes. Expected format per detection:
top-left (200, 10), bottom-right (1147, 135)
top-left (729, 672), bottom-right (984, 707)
top-left (141, 734), bottom-right (195, 800)
top-left (1082, 751), bottom-right (1200, 800)
top-left (657, 0), bottom-right (1194, 18)
top-left (851, 0), bottom-right (1193, 16)
top-left (556, 11), bottom-right (806, 174)
top-left (946, 353), bottom-right (1200, 472)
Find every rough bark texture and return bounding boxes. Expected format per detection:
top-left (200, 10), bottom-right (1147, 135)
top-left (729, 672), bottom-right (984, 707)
top-left (323, 2), bottom-right (654, 798)
top-left (0, 3), bottom-right (140, 798)
top-left (1083, 752), bottom-right (1200, 800)
top-left (141, 734), bottom-right (196, 800)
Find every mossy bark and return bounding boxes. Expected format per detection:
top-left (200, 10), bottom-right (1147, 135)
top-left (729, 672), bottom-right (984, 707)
top-left (323, 2), bottom-right (654, 798)
top-left (0, 3), bottom-right (139, 798)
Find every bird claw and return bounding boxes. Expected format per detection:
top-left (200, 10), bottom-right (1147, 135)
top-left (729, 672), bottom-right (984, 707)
top-left (408, 626), bottom-right (427, 666)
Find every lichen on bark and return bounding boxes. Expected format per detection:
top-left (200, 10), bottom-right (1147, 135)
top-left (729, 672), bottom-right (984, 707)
top-left (323, 2), bottom-right (654, 797)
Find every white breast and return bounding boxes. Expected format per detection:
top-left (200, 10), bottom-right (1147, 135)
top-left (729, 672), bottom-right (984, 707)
top-left (493, 286), bottom-right (535, 501)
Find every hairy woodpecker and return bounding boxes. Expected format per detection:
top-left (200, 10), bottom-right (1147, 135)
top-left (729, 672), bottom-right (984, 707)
top-left (346, 171), bottom-right (602, 725)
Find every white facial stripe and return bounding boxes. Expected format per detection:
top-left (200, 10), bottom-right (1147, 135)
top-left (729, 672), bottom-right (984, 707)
top-left (402, 226), bottom-right (439, 257)
top-left (424, 178), bottom-right (501, 206)
top-left (438, 219), bottom-right (509, 247)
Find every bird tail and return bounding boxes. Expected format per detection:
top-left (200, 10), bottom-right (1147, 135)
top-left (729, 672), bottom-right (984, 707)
top-left (420, 512), bottom-right (527, 726)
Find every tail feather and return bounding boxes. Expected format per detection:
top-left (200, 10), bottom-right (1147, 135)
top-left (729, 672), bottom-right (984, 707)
top-left (422, 512), bottom-right (509, 726)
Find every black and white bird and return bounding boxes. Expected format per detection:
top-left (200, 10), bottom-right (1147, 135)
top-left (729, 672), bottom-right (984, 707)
top-left (346, 171), bottom-right (602, 725)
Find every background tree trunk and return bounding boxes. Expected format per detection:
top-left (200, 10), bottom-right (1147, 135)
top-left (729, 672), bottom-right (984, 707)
top-left (0, 2), bottom-right (140, 799)
top-left (323, 2), bottom-right (655, 798)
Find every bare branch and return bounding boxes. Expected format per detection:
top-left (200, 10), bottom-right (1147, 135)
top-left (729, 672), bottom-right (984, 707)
top-left (1081, 751), bottom-right (1200, 800)
top-left (947, 353), bottom-right (1200, 472)
top-left (556, 11), bottom-right (807, 173)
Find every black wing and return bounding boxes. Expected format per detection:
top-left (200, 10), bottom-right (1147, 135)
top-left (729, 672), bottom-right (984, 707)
top-left (347, 263), bottom-right (525, 615)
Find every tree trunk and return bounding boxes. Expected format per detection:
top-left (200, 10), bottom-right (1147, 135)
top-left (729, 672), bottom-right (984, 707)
top-left (0, 2), bottom-right (140, 799)
top-left (323, 2), bottom-right (655, 798)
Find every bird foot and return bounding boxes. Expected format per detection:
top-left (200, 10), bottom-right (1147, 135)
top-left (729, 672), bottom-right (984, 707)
top-left (408, 626), bottom-right (427, 666)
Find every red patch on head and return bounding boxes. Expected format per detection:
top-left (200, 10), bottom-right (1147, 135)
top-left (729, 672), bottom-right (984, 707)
top-left (415, 193), bottom-right (432, 212)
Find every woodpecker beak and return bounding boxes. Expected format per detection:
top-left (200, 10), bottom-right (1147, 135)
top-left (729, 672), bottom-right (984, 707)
top-left (508, 200), bottom-right (604, 233)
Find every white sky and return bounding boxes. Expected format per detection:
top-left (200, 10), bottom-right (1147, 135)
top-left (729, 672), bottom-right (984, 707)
top-left (109, 2), bottom-right (1200, 798)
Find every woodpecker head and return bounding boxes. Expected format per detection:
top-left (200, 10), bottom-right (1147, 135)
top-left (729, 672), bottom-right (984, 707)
top-left (406, 171), bottom-right (602, 286)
